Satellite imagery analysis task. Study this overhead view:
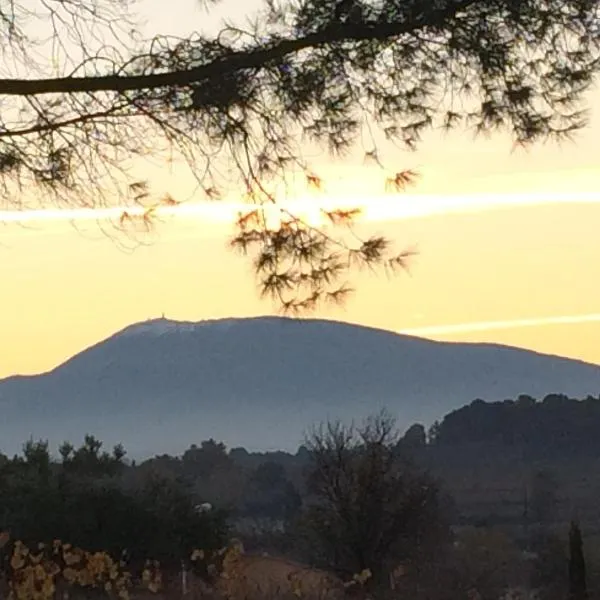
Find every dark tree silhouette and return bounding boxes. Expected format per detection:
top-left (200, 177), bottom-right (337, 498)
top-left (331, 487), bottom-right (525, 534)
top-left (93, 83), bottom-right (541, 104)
top-left (529, 470), bottom-right (559, 524)
top-left (300, 412), bottom-right (447, 589)
top-left (0, 0), bottom-right (598, 310)
top-left (241, 461), bottom-right (302, 522)
top-left (398, 423), bottom-right (427, 450)
top-left (182, 439), bottom-right (232, 480)
top-left (430, 394), bottom-right (600, 458)
top-left (569, 521), bottom-right (587, 600)
top-left (0, 436), bottom-right (229, 572)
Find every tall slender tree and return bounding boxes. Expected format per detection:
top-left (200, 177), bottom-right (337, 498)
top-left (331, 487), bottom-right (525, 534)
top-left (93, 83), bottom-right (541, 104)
top-left (569, 520), bottom-right (587, 600)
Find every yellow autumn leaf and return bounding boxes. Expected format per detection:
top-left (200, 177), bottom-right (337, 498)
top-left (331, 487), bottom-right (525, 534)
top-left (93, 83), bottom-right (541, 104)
top-left (353, 568), bottom-right (372, 584)
top-left (77, 569), bottom-right (93, 586)
top-left (63, 552), bottom-right (80, 566)
top-left (11, 554), bottom-right (25, 570)
top-left (33, 564), bottom-right (46, 580)
top-left (291, 578), bottom-right (303, 598)
top-left (62, 567), bottom-right (77, 583)
top-left (41, 577), bottom-right (55, 598)
top-left (103, 554), bottom-right (115, 568)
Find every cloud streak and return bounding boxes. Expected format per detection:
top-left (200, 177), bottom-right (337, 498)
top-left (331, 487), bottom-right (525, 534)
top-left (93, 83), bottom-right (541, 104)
top-left (398, 313), bottom-right (600, 337)
top-left (0, 191), bottom-right (599, 225)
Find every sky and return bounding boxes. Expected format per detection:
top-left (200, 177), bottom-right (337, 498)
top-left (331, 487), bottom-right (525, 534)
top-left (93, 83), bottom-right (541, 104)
top-left (0, 0), bottom-right (600, 378)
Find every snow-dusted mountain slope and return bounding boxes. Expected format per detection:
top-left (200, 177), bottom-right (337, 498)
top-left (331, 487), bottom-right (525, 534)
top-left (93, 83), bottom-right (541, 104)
top-left (1, 316), bottom-right (599, 458)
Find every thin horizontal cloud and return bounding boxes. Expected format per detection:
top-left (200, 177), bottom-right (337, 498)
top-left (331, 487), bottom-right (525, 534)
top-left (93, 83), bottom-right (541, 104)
top-left (398, 313), bottom-right (600, 337)
top-left (0, 191), bottom-right (599, 225)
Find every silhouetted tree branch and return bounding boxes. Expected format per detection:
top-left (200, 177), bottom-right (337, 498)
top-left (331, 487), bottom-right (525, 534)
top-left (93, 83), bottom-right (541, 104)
top-left (0, 0), bottom-right (598, 310)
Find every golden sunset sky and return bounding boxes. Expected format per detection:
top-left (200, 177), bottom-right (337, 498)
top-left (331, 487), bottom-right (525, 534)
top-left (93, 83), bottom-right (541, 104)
top-left (1, 0), bottom-right (599, 378)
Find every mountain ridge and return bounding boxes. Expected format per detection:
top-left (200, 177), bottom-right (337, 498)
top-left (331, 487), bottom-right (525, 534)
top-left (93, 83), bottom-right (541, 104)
top-left (1, 316), bottom-right (599, 458)
top-left (36, 315), bottom-right (600, 375)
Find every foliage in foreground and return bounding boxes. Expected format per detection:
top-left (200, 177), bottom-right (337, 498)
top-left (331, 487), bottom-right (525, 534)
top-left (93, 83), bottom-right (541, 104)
top-left (0, 534), bottom-right (373, 600)
top-left (0, 535), bottom-right (137, 600)
top-left (0, 534), bottom-right (245, 600)
top-left (0, 436), bottom-right (229, 570)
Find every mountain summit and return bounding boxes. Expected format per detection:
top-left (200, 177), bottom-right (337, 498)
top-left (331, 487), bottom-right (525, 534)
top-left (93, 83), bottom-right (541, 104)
top-left (1, 316), bottom-right (599, 458)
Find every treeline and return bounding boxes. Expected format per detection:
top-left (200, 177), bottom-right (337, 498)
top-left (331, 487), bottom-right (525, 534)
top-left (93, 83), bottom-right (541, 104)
top-left (0, 416), bottom-right (592, 600)
top-left (4, 391), bottom-right (600, 547)
top-left (0, 415), bottom-right (454, 595)
top-left (429, 393), bottom-right (600, 455)
top-left (226, 392), bottom-right (600, 461)
top-left (0, 435), bottom-right (228, 571)
top-left (2, 392), bottom-right (599, 567)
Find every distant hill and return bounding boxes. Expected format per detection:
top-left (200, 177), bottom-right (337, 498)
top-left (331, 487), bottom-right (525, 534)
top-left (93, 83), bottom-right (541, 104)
top-left (1, 316), bottom-right (599, 458)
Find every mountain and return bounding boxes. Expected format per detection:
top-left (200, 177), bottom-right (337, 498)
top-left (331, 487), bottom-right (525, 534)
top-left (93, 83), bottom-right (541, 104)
top-left (1, 316), bottom-right (600, 459)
